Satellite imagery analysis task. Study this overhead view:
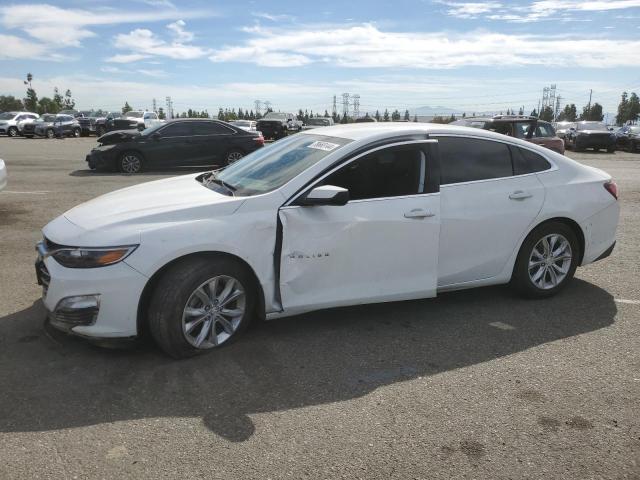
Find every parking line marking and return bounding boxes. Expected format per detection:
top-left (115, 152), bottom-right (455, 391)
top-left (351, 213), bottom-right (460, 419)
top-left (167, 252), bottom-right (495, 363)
top-left (615, 298), bottom-right (640, 305)
top-left (1, 190), bottom-right (50, 195)
top-left (489, 321), bottom-right (516, 331)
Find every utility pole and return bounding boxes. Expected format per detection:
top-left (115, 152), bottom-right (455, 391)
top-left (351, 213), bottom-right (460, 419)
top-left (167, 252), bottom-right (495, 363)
top-left (254, 99), bottom-right (262, 117)
top-left (352, 94), bottom-right (360, 119)
top-left (342, 93), bottom-right (350, 118)
top-left (554, 95), bottom-right (561, 121)
top-left (165, 96), bottom-right (173, 120)
top-left (152, 98), bottom-right (157, 113)
top-left (332, 95), bottom-right (337, 119)
top-left (587, 89), bottom-right (593, 117)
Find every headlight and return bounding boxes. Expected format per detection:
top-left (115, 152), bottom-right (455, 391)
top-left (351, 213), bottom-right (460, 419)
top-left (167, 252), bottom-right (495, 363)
top-left (50, 245), bottom-right (138, 268)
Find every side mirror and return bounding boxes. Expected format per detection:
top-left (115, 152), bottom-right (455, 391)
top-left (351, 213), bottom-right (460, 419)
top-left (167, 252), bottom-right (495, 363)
top-left (299, 185), bottom-right (349, 206)
top-left (569, 127), bottom-right (576, 131)
top-left (151, 132), bottom-right (161, 140)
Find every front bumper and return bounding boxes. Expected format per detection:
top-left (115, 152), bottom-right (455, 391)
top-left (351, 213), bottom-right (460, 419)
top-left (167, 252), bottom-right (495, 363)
top-left (86, 146), bottom-right (119, 169)
top-left (36, 245), bottom-right (148, 339)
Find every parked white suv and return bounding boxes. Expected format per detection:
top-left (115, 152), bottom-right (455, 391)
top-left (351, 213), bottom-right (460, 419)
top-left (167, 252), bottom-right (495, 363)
top-left (0, 112), bottom-right (39, 137)
top-left (36, 124), bottom-right (619, 358)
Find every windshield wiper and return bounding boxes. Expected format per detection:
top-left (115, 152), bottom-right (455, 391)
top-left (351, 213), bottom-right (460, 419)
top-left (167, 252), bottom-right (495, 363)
top-left (202, 172), bottom-right (236, 196)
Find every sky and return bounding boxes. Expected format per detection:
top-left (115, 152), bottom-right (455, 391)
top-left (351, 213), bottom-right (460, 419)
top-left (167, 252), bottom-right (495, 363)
top-left (0, 0), bottom-right (639, 118)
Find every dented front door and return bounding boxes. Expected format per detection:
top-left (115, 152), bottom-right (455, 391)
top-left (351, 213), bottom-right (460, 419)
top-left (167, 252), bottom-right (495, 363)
top-left (278, 193), bottom-right (440, 314)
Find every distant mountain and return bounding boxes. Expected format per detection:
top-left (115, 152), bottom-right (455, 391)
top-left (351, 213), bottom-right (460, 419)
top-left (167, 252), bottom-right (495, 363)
top-left (412, 105), bottom-right (458, 115)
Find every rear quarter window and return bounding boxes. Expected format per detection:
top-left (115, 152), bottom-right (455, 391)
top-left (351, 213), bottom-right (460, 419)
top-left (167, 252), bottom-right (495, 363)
top-left (510, 146), bottom-right (551, 175)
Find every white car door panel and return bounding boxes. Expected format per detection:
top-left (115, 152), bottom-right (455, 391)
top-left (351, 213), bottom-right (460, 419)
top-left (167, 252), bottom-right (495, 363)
top-left (279, 194), bottom-right (440, 313)
top-left (438, 174), bottom-right (545, 286)
top-left (278, 140), bottom-right (441, 314)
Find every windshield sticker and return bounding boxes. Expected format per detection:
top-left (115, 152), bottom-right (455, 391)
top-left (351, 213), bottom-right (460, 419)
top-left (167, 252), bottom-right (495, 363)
top-left (307, 141), bottom-right (340, 152)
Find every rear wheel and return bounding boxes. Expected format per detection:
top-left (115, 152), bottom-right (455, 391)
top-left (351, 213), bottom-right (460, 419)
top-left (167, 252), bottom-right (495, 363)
top-left (25, 135), bottom-right (33, 139)
top-left (96, 125), bottom-right (106, 137)
top-left (7, 126), bottom-right (18, 137)
top-left (72, 128), bottom-right (81, 138)
top-left (511, 222), bottom-right (579, 298)
top-left (607, 145), bottom-right (615, 153)
top-left (119, 151), bottom-right (143, 174)
top-left (225, 149), bottom-right (244, 165)
top-left (46, 128), bottom-right (55, 139)
top-left (148, 257), bottom-right (255, 358)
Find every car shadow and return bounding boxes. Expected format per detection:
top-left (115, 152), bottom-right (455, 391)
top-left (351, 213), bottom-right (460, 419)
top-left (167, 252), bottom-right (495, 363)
top-left (0, 279), bottom-right (616, 442)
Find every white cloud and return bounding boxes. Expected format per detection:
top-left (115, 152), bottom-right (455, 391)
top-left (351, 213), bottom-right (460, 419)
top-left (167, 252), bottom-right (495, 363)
top-left (437, 2), bottom-right (502, 19)
top-left (251, 12), bottom-right (296, 22)
top-left (442, 0), bottom-right (640, 22)
top-left (136, 69), bottom-right (168, 77)
top-left (0, 3), bottom-right (213, 55)
top-left (167, 20), bottom-right (194, 42)
top-left (210, 23), bottom-right (640, 69)
top-left (0, 34), bottom-right (57, 59)
top-left (106, 53), bottom-right (152, 63)
top-left (112, 24), bottom-right (211, 62)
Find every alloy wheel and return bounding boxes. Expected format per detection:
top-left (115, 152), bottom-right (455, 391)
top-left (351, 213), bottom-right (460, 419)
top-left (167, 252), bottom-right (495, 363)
top-left (181, 275), bottom-right (246, 349)
top-left (121, 154), bottom-right (141, 173)
top-left (528, 234), bottom-right (572, 290)
top-left (227, 151), bottom-right (243, 164)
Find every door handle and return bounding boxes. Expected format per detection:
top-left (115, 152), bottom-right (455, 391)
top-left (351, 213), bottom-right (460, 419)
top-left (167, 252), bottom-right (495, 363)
top-left (509, 190), bottom-right (533, 200)
top-left (404, 208), bottom-right (435, 219)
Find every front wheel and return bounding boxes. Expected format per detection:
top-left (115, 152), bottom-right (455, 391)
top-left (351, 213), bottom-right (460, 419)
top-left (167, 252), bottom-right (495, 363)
top-left (96, 126), bottom-right (106, 137)
top-left (119, 151), bottom-right (143, 174)
top-left (72, 128), bottom-right (81, 138)
top-left (148, 257), bottom-right (255, 358)
top-left (46, 128), bottom-right (55, 139)
top-left (511, 222), bottom-right (579, 299)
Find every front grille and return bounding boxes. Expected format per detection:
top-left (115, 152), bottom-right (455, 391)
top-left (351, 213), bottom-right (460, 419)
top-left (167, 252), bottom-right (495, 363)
top-left (53, 308), bottom-right (98, 325)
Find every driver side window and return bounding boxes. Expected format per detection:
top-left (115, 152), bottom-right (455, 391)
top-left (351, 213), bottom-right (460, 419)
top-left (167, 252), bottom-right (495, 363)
top-left (321, 145), bottom-right (427, 201)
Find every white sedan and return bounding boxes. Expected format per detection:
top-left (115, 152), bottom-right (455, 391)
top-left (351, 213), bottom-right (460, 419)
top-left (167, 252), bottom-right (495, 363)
top-left (0, 159), bottom-right (6, 191)
top-left (36, 124), bottom-right (619, 358)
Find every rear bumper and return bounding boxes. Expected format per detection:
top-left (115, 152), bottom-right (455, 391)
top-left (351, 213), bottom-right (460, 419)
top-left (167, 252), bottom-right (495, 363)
top-left (575, 135), bottom-right (615, 149)
top-left (580, 201), bottom-right (620, 265)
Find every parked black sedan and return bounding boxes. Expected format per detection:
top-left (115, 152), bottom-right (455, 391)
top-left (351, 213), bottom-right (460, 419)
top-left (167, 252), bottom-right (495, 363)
top-left (86, 119), bottom-right (265, 173)
top-left (615, 125), bottom-right (640, 153)
top-left (565, 121), bottom-right (616, 152)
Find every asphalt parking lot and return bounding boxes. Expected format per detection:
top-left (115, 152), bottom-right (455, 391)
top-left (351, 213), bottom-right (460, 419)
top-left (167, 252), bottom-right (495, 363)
top-left (0, 136), bottom-right (638, 479)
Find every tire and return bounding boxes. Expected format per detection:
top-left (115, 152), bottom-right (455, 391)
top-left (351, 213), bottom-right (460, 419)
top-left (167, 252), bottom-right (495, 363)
top-left (632, 141), bottom-right (639, 153)
top-left (7, 126), bottom-right (18, 137)
top-left (225, 149), bottom-right (244, 165)
top-left (46, 129), bottom-right (55, 139)
top-left (96, 126), bottom-right (106, 137)
top-left (72, 128), bottom-right (81, 138)
top-left (607, 145), bottom-right (615, 153)
top-left (119, 151), bottom-right (144, 174)
top-left (511, 221), bottom-right (579, 299)
top-left (25, 135), bottom-right (33, 139)
top-left (148, 256), bottom-right (256, 358)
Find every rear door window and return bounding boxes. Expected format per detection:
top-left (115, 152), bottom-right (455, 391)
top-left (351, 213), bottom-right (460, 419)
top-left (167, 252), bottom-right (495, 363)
top-left (437, 137), bottom-right (513, 185)
top-left (192, 122), bottom-right (234, 135)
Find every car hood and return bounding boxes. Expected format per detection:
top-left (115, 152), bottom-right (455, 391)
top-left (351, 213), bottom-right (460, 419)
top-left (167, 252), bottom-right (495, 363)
top-left (97, 129), bottom-right (140, 144)
top-left (577, 130), bottom-right (611, 135)
top-left (44, 173), bottom-right (244, 246)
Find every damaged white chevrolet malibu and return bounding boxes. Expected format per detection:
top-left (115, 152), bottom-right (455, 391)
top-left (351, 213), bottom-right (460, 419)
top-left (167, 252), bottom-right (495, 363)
top-left (36, 123), bottom-right (619, 358)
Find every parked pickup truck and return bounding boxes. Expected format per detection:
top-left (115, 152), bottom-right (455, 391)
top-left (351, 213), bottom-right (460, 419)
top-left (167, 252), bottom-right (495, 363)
top-left (256, 112), bottom-right (302, 140)
top-left (110, 111), bottom-right (164, 132)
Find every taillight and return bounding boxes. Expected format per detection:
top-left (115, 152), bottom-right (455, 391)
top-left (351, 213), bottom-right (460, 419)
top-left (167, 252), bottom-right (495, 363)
top-left (604, 180), bottom-right (618, 200)
top-left (253, 135), bottom-right (265, 146)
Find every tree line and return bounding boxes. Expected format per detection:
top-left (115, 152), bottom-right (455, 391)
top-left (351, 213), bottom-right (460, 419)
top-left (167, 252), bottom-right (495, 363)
top-left (0, 73), bottom-right (76, 114)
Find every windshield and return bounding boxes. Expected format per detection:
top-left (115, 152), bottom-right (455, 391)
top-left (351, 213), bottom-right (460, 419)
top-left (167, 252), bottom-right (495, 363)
top-left (307, 118), bottom-right (330, 126)
top-left (0, 112), bottom-right (16, 120)
top-left (232, 121), bottom-right (250, 127)
top-left (577, 122), bottom-right (608, 131)
top-left (139, 123), bottom-right (165, 136)
top-left (262, 113), bottom-right (288, 120)
top-left (41, 114), bottom-right (56, 122)
top-left (212, 134), bottom-right (352, 196)
top-left (126, 111), bottom-right (144, 118)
